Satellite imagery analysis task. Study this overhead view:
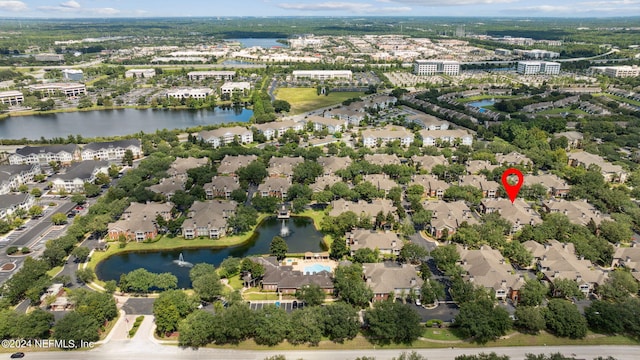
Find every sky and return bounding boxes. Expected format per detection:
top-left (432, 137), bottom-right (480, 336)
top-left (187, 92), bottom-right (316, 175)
top-left (0, 0), bottom-right (639, 18)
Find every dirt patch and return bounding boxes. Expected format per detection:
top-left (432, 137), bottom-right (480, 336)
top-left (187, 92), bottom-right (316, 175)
top-left (0, 262), bottom-right (16, 271)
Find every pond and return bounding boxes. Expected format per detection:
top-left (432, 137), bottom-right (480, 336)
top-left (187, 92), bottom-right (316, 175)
top-left (95, 216), bottom-right (327, 288)
top-left (0, 107), bottom-right (252, 140)
top-left (229, 38), bottom-right (286, 48)
top-left (467, 99), bottom-right (496, 108)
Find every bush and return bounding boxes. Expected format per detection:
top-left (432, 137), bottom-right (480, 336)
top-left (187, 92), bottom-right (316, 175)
top-left (6, 246), bottom-right (18, 255)
top-left (20, 247), bottom-right (30, 254)
top-left (426, 319), bottom-right (443, 327)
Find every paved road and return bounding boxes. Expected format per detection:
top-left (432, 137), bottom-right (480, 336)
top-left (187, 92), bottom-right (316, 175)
top-left (11, 201), bottom-right (74, 247)
top-left (17, 345), bottom-right (640, 360)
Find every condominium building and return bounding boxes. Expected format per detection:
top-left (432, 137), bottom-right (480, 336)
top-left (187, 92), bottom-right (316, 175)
top-left (80, 139), bottom-right (142, 161)
top-left (50, 160), bottom-right (109, 193)
top-left (0, 164), bottom-right (41, 195)
top-left (187, 71), bottom-right (235, 81)
top-left (28, 83), bottom-right (86, 97)
top-left (413, 60), bottom-right (460, 76)
top-left (517, 61), bottom-right (561, 75)
top-left (361, 126), bottom-right (414, 147)
top-left (292, 70), bottom-right (353, 80)
top-left (125, 69), bottom-right (156, 78)
top-left (166, 88), bottom-right (214, 100)
top-left (0, 90), bottom-right (24, 105)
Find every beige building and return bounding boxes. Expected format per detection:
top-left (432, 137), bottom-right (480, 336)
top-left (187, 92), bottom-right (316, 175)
top-left (363, 263), bottom-right (423, 302)
top-left (423, 200), bottom-right (478, 239)
top-left (346, 229), bottom-right (401, 257)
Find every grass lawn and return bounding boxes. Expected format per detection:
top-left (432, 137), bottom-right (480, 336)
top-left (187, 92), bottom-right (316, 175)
top-left (483, 331), bottom-right (639, 347)
top-left (275, 88), bottom-right (364, 114)
top-left (226, 274), bottom-right (244, 290)
top-left (46, 265), bottom-right (63, 278)
top-left (600, 93), bottom-right (640, 107)
top-left (422, 327), bottom-right (464, 342)
top-left (243, 292), bottom-right (279, 301)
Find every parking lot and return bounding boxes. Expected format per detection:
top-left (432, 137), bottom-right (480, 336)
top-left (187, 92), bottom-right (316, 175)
top-left (248, 300), bottom-right (304, 313)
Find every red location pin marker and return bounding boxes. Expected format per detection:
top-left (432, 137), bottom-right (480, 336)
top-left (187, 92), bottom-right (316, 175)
top-left (501, 168), bottom-right (524, 204)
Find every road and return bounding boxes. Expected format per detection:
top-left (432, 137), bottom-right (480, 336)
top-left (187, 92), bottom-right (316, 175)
top-left (17, 345), bottom-right (640, 360)
top-left (11, 201), bottom-right (75, 247)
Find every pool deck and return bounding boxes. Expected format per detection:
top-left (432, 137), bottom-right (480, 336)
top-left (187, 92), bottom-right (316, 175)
top-left (283, 258), bottom-right (338, 273)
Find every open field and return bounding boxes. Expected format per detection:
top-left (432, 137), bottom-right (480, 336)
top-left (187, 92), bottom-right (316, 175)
top-left (456, 95), bottom-right (516, 103)
top-left (537, 107), bottom-right (589, 115)
top-left (275, 88), bottom-right (364, 114)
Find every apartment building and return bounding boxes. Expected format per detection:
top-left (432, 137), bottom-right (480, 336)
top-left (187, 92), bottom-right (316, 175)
top-left (252, 119), bottom-right (304, 140)
top-left (420, 129), bottom-right (473, 147)
top-left (567, 151), bottom-right (627, 183)
top-left (346, 229), bottom-right (401, 257)
top-left (108, 202), bottom-right (173, 242)
top-left (363, 263), bottom-right (423, 302)
top-left (329, 199), bottom-right (397, 223)
top-left (182, 200), bottom-right (238, 239)
top-left (198, 126), bottom-right (253, 148)
top-left (0, 164), bottom-right (41, 195)
top-left (9, 145), bottom-right (80, 165)
top-left (217, 155), bottom-right (259, 175)
top-left (423, 200), bottom-right (478, 239)
top-left (80, 139), bottom-right (142, 161)
top-left (268, 156), bottom-right (304, 178)
top-left (204, 176), bottom-right (240, 199)
top-left (305, 115), bottom-right (347, 134)
top-left (361, 126), bottom-right (414, 147)
top-left (480, 198), bottom-right (542, 233)
top-left (258, 177), bottom-right (292, 199)
top-left (50, 160), bottom-right (109, 193)
top-left (0, 193), bottom-right (35, 220)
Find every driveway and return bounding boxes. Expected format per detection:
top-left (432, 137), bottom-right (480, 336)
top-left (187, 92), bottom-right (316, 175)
top-left (407, 302), bottom-right (459, 323)
top-left (122, 298), bottom-right (156, 315)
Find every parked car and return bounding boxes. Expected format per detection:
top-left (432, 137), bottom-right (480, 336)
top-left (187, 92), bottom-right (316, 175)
top-left (11, 352), bottom-right (25, 359)
top-left (415, 298), bottom-right (422, 307)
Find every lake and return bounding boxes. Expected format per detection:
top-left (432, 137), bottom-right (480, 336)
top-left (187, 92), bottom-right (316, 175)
top-left (229, 38), bottom-right (286, 48)
top-left (0, 107), bottom-right (252, 140)
top-left (95, 216), bottom-right (327, 288)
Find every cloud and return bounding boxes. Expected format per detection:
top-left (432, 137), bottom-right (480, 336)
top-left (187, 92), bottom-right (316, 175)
top-left (508, 1), bottom-right (640, 14)
top-left (0, 0), bottom-right (28, 12)
top-left (60, 0), bottom-right (81, 9)
top-left (277, 2), bottom-right (411, 13)
top-left (387, 0), bottom-right (517, 5)
top-left (37, 1), bottom-right (122, 16)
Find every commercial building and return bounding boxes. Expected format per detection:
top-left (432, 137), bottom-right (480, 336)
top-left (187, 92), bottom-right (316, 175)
top-left (0, 90), bottom-right (24, 105)
top-left (603, 66), bottom-right (640, 78)
top-left (125, 69), bottom-right (156, 78)
top-left (292, 70), bottom-right (353, 80)
top-left (515, 49), bottom-right (560, 59)
top-left (28, 83), bottom-right (86, 97)
top-left (166, 88), bottom-right (214, 100)
top-left (220, 82), bottom-right (251, 95)
top-left (187, 71), bottom-right (235, 81)
top-left (517, 61), bottom-right (561, 75)
top-left (35, 54), bottom-right (64, 62)
top-left (62, 69), bottom-right (84, 81)
top-left (413, 60), bottom-right (460, 76)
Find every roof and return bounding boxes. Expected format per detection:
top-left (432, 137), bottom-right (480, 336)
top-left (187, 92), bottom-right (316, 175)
top-left (16, 144), bottom-right (79, 156)
top-left (51, 160), bottom-right (108, 181)
top-left (168, 157), bottom-right (209, 177)
top-left (109, 202), bottom-right (173, 234)
top-left (0, 164), bottom-right (38, 182)
top-left (457, 244), bottom-right (524, 292)
top-left (199, 126), bottom-right (251, 140)
top-left (217, 155), bottom-right (258, 174)
top-left (496, 152), bottom-right (532, 165)
top-left (148, 177), bottom-right (185, 195)
top-left (317, 156), bottom-right (352, 174)
top-left (310, 175), bottom-right (342, 192)
top-left (268, 156), bottom-right (304, 177)
top-left (258, 177), bottom-right (292, 193)
top-left (480, 198), bottom-right (542, 227)
top-left (362, 262), bottom-right (423, 295)
top-left (409, 175), bottom-right (449, 192)
top-left (329, 199), bottom-right (397, 220)
top-left (362, 174), bottom-right (398, 192)
top-left (82, 139), bottom-right (141, 152)
top-left (466, 160), bottom-right (498, 174)
top-left (306, 115), bottom-right (345, 128)
top-left (526, 174), bottom-right (570, 191)
top-left (568, 151), bottom-right (625, 174)
top-left (0, 193), bottom-right (31, 209)
top-left (183, 200), bottom-right (237, 230)
top-left (204, 176), bottom-right (240, 193)
top-left (420, 129), bottom-right (472, 139)
top-left (423, 200), bottom-right (478, 231)
top-left (364, 153), bottom-right (401, 166)
top-left (542, 199), bottom-right (609, 226)
top-left (524, 240), bottom-right (609, 285)
top-left (411, 155), bottom-right (448, 171)
top-left (459, 175), bottom-right (499, 191)
top-left (347, 229), bottom-right (400, 252)
top-left (362, 126), bottom-right (414, 140)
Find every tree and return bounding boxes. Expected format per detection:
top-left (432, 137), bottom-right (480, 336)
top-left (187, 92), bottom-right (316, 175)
top-left (237, 160), bottom-right (267, 186)
top-left (18, 184), bottom-right (29, 193)
top-left (84, 182), bottom-right (101, 197)
top-left (514, 306), bottom-right (546, 334)
top-left (296, 284), bottom-right (326, 306)
top-left (219, 257), bottom-right (241, 278)
top-left (71, 289), bottom-right (118, 324)
top-left (599, 219), bottom-right (632, 244)
top-left (269, 236), bottom-right (288, 261)
top-left (71, 246), bottom-right (91, 262)
top-left (320, 302), bottom-right (360, 343)
top-left (518, 279), bottom-right (548, 307)
top-left (552, 278), bottom-right (584, 299)
top-left (431, 244), bottom-right (460, 275)
top-left (333, 263), bottom-right (373, 308)
top-left (154, 290), bottom-right (198, 335)
top-left (51, 213), bottom-right (68, 225)
top-left (598, 270), bottom-right (639, 302)
top-left (455, 354), bottom-right (510, 360)
top-left (420, 279), bottom-right (445, 305)
top-left (352, 248), bottom-right (379, 263)
top-left (365, 299), bottom-right (422, 344)
top-left (76, 268), bottom-right (95, 284)
top-left (16, 309), bottom-right (54, 339)
top-left (330, 237), bottom-right (349, 260)
top-left (254, 305), bottom-right (290, 346)
top-left (28, 205), bottom-right (44, 218)
top-left (292, 161), bottom-right (324, 185)
top-left (189, 263), bottom-right (216, 282)
top-left (71, 194), bottom-right (87, 205)
top-left (543, 299), bottom-right (587, 338)
top-left (104, 280), bottom-right (117, 294)
top-left (288, 307), bottom-right (323, 345)
top-left (95, 172), bottom-right (111, 186)
top-left (455, 298), bottom-right (511, 344)
top-left (192, 273), bottom-right (223, 302)
top-left (399, 242), bottom-right (428, 264)
top-left (53, 312), bottom-right (100, 343)
top-left (30, 187), bottom-right (42, 198)
top-left (273, 100), bottom-right (291, 113)
top-left (178, 310), bottom-right (216, 347)
top-left (123, 149), bottom-right (135, 166)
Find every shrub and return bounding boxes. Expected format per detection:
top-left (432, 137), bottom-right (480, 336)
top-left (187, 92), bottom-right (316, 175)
top-left (6, 246), bottom-right (18, 255)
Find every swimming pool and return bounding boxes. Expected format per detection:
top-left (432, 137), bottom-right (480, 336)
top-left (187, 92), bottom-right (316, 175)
top-left (304, 264), bottom-right (331, 274)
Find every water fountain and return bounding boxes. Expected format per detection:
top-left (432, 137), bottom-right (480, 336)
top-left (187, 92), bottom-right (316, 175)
top-left (173, 252), bottom-right (194, 267)
top-left (280, 219), bottom-right (290, 237)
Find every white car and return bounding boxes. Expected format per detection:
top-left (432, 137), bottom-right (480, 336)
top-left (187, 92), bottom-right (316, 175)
top-left (415, 298), bottom-right (422, 306)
